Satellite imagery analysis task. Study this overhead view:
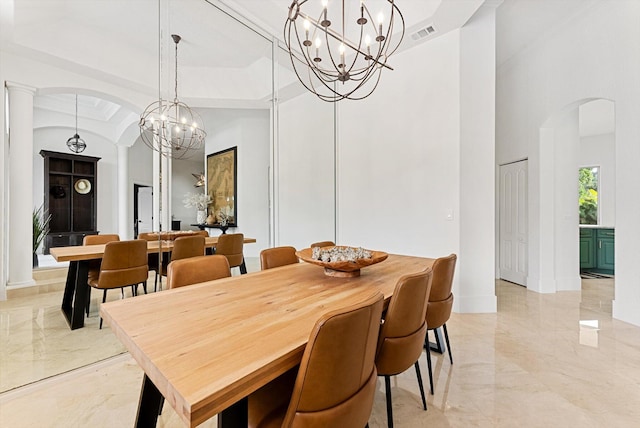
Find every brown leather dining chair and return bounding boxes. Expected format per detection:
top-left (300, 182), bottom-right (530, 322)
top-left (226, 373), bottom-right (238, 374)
top-left (83, 234), bottom-right (120, 316)
top-left (310, 240), bottom-right (335, 248)
top-left (375, 268), bottom-right (433, 428)
top-left (88, 239), bottom-right (148, 329)
top-left (167, 255), bottom-right (231, 289)
top-left (424, 253), bottom-right (457, 395)
top-left (259, 246), bottom-right (298, 270)
top-left (215, 233), bottom-right (246, 274)
top-left (248, 292), bottom-right (384, 428)
top-left (153, 235), bottom-right (206, 290)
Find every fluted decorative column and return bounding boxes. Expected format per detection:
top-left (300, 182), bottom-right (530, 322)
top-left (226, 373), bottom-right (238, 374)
top-left (6, 82), bottom-right (36, 288)
top-left (117, 144), bottom-right (130, 239)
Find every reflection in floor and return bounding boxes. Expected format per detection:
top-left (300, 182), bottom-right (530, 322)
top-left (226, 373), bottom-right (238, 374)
top-left (2, 273), bottom-right (640, 427)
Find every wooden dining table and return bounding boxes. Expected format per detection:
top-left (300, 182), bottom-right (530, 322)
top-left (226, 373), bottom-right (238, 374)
top-left (50, 236), bottom-right (257, 330)
top-left (100, 253), bottom-right (434, 427)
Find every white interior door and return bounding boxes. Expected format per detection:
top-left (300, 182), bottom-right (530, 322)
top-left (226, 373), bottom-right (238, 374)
top-left (499, 160), bottom-right (528, 286)
top-left (137, 187), bottom-right (153, 234)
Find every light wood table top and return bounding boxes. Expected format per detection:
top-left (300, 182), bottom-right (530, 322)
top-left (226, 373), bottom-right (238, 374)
top-left (100, 254), bottom-right (434, 427)
top-left (49, 236), bottom-right (257, 262)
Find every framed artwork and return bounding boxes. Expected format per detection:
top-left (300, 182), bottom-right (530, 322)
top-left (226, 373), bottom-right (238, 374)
top-left (207, 147), bottom-right (237, 226)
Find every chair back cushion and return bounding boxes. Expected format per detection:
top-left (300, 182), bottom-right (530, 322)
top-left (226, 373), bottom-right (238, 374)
top-left (426, 254), bottom-right (457, 329)
top-left (215, 233), bottom-right (244, 267)
top-left (93, 240), bottom-right (149, 289)
top-left (167, 255), bottom-right (231, 289)
top-left (375, 268), bottom-right (433, 376)
top-left (260, 246), bottom-right (298, 270)
top-left (83, 234), bottom-right (120, 245)
top-left (83, 234), bottom-right (120, 282)
top-left (283, 293), bottom-right (384, 427)
top-left (310, 241), bottom-right (335, 248)
top-left (171, 236), bottom-right (205, 261)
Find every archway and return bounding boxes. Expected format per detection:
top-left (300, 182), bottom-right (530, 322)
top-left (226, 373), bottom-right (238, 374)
top-left (531, 98), bottom-right (615, 293)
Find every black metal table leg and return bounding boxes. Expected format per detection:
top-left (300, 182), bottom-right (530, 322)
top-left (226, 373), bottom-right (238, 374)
top-left (135, 374), bottom-right (163, 428)
top-left (61, 260), bottom-right (78, 320)
top-left (428, 327), bottom-right (446, 354)
top-left (239, 258), bottom-right (247, 275)
top-left (218, 398), bottom-right (248, 428)
top-left (61, 260), bottom-right (90, 330)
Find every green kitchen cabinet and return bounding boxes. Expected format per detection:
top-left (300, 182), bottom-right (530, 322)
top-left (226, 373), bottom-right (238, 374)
top-left (579, 228), bottom-right (596, 269)
top-left (596, 228), bottom-right (615, 274)
top-left (580, 228), bottom-right (614, 274)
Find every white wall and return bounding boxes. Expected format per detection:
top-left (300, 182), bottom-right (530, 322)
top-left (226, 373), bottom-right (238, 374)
top-left (458, 5), bottom-right (498, 312)
top-left (496, 0), bottom-right (640, 325)
top-left (339, 32), bottom-right (461, 258)
top-left (579, 133), bottom-right (615, 227)
top-left (277, 92), bottom-right (336, 250)
top-left (202, 108), bottom-right (270, 258)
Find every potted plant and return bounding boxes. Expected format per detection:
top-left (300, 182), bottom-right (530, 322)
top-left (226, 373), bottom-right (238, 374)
top-left (33, 204), bottom-right (51, 267)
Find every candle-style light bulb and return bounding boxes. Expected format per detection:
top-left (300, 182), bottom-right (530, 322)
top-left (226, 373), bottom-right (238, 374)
top-left (303, 19), bottom-right (311, 46)
top-left (376, 12), bottom-right (385, 41)
top-left (365, 34), bottom-right (372, 59)
top-left (314, 37), bottom-right (322, 62)
top-left (322, 0), bottom-right (328, 24)
top-left (339, 43), bottom-right (345, 66)
top-left (356, 0), bottom-right (367, 25)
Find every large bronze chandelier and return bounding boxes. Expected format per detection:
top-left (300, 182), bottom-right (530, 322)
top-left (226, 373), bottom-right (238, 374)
top-left (284, 0), bottom-right (404, 102)
top-left (138, 34), bottom-right (206, 159)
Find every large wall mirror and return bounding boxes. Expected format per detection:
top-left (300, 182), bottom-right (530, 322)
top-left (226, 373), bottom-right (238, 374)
top-left (5, 0), bottom-right (315, 394)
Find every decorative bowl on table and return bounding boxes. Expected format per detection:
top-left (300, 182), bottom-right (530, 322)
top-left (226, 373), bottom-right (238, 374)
top-left (295, 246), bottom-right (388, 277)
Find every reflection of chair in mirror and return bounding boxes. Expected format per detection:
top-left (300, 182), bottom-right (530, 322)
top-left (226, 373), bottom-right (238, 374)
top-left (424, 254), bottom-right (457, 395)
top-left (167, 255), bottom-right (230, 289)
top-left (310, 240), bottom-right (335, 248)
top-left (88, 239), bottom-right (148, 329)
top-left (259, 246), bottom-right (298, 270)
top-left (215, 233), bottom-right (246, 274)
top-left (83, 234), bottom-right (120, 316)
top-left (375, 268), bottom-right (433, 427)
top-left (249, 293), bottom-right (384, 428)
top-left (154, 236), bottom-right (205, 290)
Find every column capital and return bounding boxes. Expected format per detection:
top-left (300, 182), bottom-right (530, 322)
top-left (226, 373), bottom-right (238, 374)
top-left (5, 81), bottom-right (36, 96)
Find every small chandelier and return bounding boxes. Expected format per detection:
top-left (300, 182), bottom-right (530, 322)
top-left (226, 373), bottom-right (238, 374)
top-left (66, 94), bottom-right (86, 153)
top-left (139, 34), bottom-right (206, 159)
top-left (284, 0), bottom-right (404, 102)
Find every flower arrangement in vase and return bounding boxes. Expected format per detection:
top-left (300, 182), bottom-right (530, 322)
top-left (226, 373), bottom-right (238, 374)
top-left (183, 192), bottom-right (212, 224)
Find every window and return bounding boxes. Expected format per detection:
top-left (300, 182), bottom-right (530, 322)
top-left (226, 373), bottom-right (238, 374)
top-left (579, 166), bottom-right (599, 225)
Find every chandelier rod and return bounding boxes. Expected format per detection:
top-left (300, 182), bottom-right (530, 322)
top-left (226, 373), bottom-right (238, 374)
top-left (172, 34), bottom-right (181, 102)
top-left (297, 10), bottom-right (393, 71)
top-left (74, 94), bottom-right (78, 134)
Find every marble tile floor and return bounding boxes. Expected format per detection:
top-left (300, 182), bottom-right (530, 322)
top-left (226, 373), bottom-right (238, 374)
top-left (2, 273), bottom-right (640, 427)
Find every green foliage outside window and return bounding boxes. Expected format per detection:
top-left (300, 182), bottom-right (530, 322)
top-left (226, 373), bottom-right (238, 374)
top-left (579, 167), bottom-right (598, 225)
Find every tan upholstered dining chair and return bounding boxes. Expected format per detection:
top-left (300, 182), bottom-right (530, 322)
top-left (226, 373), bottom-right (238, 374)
top-left (310, 240), bottom-right (335, 248)
top-left (167, 255), bottom-right (231, 289)
top-left (248, 292), bottom-right (384, 428)
top-left (154, 235), bottom-right (206, 290)
top-left (83, 234), bottom-right (120, 316)
top-left (424, 253), bottom-right (457, 395)
top-left (375, 268), bottom-right (433, 427)
top-left (88, 239), bottom-right (148, 329)
top-left (215, 233), bottom-right (246, 274)
top-left (259, 246), bottom-right (298, 270)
